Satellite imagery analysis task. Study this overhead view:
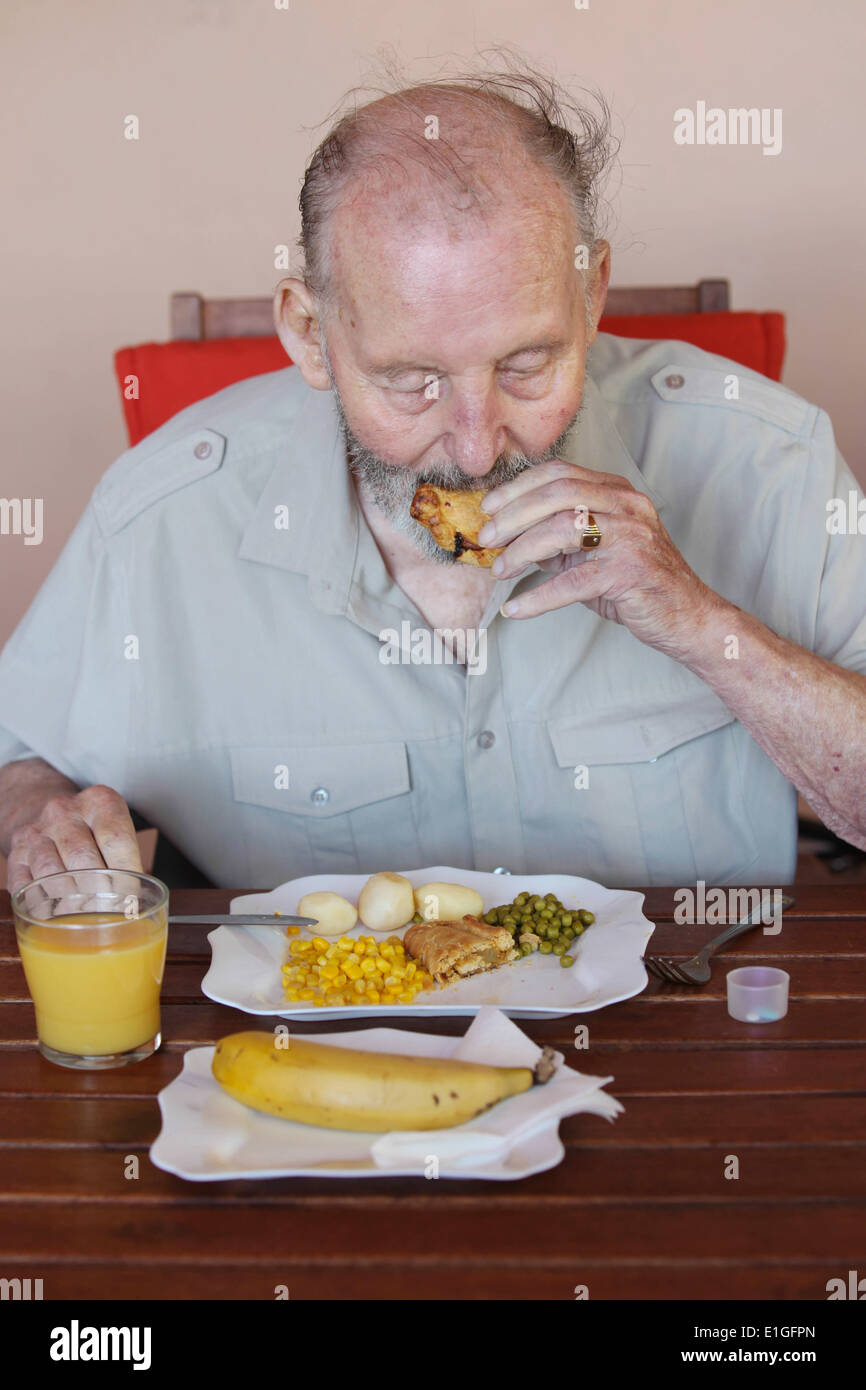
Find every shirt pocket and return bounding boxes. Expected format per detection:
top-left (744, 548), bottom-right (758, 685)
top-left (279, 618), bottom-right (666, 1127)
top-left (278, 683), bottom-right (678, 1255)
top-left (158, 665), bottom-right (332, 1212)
top-left (545, 690), bottom-right (761, 886)
top-left (229, 741), bottom-right (421, 884)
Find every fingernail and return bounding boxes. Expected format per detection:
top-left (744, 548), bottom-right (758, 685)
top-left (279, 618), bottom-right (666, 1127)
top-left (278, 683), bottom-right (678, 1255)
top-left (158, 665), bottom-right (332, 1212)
top-left (500, 601), bottom-right (515, 618)
top-left (491, 556), bottom-right (504, 576)
top-left (477, 523), bottom-right (495, 544)
top-left (481, 492), bottom-right (500, 512)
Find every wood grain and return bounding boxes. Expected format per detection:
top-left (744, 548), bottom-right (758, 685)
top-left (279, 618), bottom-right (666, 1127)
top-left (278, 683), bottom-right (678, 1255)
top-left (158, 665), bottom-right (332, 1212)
top-left (0, 883), bottom-right (863, 1300)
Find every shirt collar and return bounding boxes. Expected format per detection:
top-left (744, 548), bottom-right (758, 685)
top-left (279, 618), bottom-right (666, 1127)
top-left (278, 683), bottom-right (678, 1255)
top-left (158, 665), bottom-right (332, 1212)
top-left (237, 365), bottom-right (666, 610)
top-left (565, 373), bottom-right (667, 516)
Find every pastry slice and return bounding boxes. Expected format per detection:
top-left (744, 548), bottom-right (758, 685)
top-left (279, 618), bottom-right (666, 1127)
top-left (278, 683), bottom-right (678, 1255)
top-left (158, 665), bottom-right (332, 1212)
top-left (403, 915), bottom-right (518, 985)
top-left (410, 485), bottom-right (504, 567)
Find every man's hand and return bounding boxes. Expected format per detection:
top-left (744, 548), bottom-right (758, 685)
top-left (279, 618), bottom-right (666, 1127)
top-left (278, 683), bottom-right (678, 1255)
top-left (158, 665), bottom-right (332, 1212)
top-left (479, 459), bottom-right (725, 658)
top-left (6, 783), bottom-right (143, 897)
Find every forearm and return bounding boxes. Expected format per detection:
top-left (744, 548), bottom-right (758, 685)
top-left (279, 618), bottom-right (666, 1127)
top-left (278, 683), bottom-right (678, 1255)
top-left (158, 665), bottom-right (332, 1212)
top-left (679, 595), bottom-right (866, 849)
top-left (0, 758), bottom-right (79, 855)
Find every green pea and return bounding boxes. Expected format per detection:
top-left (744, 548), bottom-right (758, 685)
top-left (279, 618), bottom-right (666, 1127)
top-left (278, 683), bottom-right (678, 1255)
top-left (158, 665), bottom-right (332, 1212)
top-left (561, 913), bottom-right (573, 927)
top-left (552, 942), bottom-right (566, 955)
top-left (560, 954), bottom-right (576, 968)
top-left (539, 941), bottom-right (553, 955)
top-left (561, 926), bottom-right (575, 941)
top-left (519, 942), bottom-right (533, 956)
top-left (578, 910), bottom-right (595, 926)
top-left (483, 911), bottom-right (498, 925)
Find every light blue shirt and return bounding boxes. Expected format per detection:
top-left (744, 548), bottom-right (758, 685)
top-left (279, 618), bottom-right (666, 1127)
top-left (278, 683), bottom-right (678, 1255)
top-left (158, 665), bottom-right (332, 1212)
top-left (1, 332), bottom-right (864, 888)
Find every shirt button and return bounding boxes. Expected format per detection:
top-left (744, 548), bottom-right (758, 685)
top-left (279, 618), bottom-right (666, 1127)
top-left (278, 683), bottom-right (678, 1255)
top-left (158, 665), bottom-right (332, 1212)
top-left (664, 374), bottom-right (685, 390)
top-left (310, 787), bottom-right (329, 805)
top-left (194, 440), bottom-right (212, 459)
top-left (477, 730), bottom-right (496, 749)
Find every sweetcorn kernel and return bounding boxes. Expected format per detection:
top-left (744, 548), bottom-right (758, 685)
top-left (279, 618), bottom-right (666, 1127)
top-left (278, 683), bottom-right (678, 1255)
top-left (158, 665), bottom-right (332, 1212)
top-left (283, 930), bottom-right (434, 1007)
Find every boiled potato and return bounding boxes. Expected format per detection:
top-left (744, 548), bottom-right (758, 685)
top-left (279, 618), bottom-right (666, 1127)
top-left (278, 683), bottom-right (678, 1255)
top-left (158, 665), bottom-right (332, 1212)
top-left (414, 881), bottom-right (484, 922)
top-left (297, 891), bottom-right (358, 937)
top-left (357, 872), bottom-right (416, 931)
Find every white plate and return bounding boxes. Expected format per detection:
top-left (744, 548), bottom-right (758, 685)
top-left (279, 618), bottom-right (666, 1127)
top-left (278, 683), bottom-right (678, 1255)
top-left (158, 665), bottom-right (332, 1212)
top-left (201, 867), bottom-right (654, 1020)
top-left (149, 1028), bottom-right (566, 1182)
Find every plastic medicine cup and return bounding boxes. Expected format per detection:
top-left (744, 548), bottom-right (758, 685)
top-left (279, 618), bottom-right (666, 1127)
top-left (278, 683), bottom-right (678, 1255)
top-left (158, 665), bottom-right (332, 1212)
top-left (726, 966), bottom-right (790, 1023)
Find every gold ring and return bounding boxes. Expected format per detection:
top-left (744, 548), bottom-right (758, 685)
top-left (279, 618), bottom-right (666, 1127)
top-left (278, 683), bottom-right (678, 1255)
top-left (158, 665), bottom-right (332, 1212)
top-left (580, 512), bottom-right (603, 550)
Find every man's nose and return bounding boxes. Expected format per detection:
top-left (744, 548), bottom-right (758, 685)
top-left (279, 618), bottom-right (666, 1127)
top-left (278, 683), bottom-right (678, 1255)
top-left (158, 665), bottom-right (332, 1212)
top-left (442, 390), bottom-right (508, 477)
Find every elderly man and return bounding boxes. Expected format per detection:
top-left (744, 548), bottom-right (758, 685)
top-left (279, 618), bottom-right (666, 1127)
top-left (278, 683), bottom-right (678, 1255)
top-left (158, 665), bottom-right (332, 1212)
top-left (1, 68), bottom-right (864, 895)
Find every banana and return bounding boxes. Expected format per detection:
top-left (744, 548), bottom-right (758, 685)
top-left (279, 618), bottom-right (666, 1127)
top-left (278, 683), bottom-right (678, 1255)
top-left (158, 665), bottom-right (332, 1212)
top-left (211, 1031), bottom-right (556, 1132)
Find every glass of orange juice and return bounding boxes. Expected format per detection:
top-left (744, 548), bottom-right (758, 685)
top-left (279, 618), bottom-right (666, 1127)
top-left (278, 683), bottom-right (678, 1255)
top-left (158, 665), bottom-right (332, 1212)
top-left (12, 868), bottom-right (169, 1069)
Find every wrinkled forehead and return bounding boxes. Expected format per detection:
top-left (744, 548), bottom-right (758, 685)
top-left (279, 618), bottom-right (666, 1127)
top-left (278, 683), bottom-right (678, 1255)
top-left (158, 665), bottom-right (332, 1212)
top-left (326, 171), bottom-right (580, 327)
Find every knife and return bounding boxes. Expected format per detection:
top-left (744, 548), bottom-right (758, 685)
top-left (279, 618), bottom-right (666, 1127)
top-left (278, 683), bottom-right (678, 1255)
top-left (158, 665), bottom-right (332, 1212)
top-left (168, 913), bottom-right (318, 927)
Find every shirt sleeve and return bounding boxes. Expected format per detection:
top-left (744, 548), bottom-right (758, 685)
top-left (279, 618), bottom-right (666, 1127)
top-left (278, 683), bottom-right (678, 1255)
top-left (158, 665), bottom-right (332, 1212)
top-left (794, 408), bottom-right (866, 674)
top-left (0, 499), bottom-right (128, 785)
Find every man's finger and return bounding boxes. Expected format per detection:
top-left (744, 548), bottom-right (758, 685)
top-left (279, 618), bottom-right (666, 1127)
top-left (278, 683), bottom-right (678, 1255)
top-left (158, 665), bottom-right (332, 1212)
top-left (493, 510), bottom-right (617, 577)
top-left (482, 457), bottom-right (634, 515)
top-left (6, 828), bottom-right (71, 896)
top-left (502, 554), bottom-right (608, 619)
top-left (480, 476), bottom-right (620, 549)
top-left (76, 787), bottom-right (144, 873)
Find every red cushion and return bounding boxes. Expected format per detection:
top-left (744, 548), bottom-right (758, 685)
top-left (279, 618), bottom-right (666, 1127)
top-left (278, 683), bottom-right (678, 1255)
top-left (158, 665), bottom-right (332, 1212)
top-left (598, 310), bottom-right (785, 382)
top-left (114, 337), bottom-right (289, 447)
top-left (114, 312), bottom-right (785, 446)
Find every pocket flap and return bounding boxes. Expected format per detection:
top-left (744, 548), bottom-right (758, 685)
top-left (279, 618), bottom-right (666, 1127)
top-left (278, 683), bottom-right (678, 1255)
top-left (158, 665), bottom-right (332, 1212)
top-left (230, 741), bottom-right (410, 817)
top-left (547, 689), bottom-right (735, 767)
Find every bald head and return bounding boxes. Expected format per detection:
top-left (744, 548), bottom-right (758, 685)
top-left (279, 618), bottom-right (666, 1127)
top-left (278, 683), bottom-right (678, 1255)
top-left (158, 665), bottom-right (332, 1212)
top-left (299, 68), bottom-right (613, 313)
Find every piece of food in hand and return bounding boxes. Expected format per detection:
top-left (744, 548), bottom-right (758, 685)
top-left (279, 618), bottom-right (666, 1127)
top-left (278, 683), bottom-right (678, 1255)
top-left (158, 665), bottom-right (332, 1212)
top-left (212, 1030), bottom-right (556, 1131)
top-left (296, 891), bottom-right (358, 937)
top-left (404, 915), bottom-right (519, 986)
top-left (357, 871), bottom-right (416, 931)
top-left (410, 485), bottom-right (504, 567)
top-left (413, 881), bottom-right (484, 922)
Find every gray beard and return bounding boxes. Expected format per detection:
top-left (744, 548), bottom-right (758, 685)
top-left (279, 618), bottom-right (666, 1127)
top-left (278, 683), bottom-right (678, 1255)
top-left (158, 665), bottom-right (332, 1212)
top-left (327, 374), bottom-right (585, 563)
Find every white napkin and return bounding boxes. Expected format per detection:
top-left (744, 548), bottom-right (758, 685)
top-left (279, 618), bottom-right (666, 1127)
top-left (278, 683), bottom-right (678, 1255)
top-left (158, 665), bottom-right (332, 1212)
top-left (370, 1006), bottom-right (623, 1170)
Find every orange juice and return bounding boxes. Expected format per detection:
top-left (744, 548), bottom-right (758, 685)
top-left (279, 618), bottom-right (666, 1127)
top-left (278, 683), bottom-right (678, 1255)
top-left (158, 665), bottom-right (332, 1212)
top-left (16, 911), bottom-right (168, 1056)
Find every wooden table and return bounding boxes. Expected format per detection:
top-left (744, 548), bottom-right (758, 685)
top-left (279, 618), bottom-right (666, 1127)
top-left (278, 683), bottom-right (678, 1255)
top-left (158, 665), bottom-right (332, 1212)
top-left (2, 884), bottom-right (865, 1301)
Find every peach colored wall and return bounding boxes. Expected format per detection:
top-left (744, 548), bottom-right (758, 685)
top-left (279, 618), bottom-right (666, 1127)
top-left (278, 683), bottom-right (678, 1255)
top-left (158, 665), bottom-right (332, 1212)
top-left (1, 0), bottom-right (863, 665)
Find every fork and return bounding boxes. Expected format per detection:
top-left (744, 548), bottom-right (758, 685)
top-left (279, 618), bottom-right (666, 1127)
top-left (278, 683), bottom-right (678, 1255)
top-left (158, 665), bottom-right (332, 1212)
top-left (644, 895), bottom-right (795, 985)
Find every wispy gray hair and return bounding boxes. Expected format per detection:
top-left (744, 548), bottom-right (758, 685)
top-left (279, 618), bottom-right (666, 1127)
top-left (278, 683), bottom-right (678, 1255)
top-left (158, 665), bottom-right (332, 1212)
top-left (298, 50), bottom-right (617, 314)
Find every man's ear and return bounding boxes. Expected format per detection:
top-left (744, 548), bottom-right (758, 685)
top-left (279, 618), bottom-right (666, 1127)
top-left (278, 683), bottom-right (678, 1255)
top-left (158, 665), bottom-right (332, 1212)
top-left (273, 278), bottom-right (332, 390)
top-left (585, 241), bottom-right (612, 347)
